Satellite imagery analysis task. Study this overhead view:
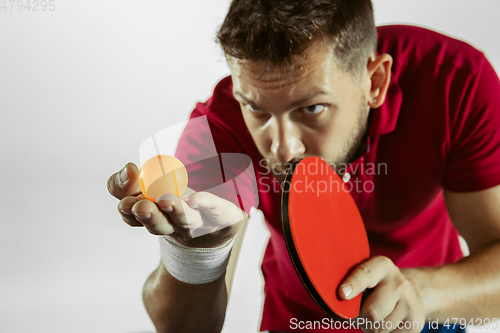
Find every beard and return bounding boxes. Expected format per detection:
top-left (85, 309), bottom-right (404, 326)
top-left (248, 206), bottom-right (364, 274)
top-left (262, 97), bottom-right (370, 184)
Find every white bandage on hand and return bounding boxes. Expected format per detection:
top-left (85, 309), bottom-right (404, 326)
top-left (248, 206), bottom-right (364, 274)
top-left (160, 235), bottom-right (235, 285)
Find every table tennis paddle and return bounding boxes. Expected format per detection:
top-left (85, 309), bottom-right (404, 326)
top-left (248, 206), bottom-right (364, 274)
top-left (281, 156), bottom-right (370, 319)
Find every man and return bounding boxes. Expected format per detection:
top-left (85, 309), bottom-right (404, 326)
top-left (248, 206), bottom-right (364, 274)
top-left (107, 0), bottom-right (500, 332)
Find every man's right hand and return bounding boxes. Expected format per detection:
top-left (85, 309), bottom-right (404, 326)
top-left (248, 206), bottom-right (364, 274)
top-left (107, 162), bottom-right (244, 248)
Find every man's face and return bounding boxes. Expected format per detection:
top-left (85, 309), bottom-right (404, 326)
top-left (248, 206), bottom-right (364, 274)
top-left (229, 40), bottom-right (372, 181)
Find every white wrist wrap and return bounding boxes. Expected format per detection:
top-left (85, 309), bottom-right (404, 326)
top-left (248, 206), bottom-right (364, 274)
top-left (160, 235), bottom-right (235, 285)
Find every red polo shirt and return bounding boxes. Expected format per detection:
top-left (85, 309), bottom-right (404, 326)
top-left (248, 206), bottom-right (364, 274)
top-left (175, 25), bottom-right (500, 332)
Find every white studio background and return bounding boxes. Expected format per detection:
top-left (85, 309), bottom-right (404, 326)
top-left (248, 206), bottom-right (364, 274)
top-left (0, 1), bottom-right (499, 333)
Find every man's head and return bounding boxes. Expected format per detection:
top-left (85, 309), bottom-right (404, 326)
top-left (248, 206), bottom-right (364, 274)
top-left (218, 0), bottom-right (377, 76)
top-left (217, 0), bottom-right (392, 180)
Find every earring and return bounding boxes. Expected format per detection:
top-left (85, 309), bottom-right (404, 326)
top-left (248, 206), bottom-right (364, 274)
top-left (373, 88), bottom-right (380, 103)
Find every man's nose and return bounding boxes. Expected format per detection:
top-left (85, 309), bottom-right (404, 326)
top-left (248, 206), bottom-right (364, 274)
top-left (270, 119), bottom-right (305, 163)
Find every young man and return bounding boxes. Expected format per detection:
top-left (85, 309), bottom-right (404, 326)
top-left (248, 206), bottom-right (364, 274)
top-left (107, 0), bottom-right (500, 332)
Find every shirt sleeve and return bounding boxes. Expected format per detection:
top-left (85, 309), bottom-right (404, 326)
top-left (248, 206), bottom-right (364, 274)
top-left (443, 54), bottom-right (500, 192)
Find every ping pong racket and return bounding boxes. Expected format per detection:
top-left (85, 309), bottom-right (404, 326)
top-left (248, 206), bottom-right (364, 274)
top-left (281, 156), bottom-right (370, 319)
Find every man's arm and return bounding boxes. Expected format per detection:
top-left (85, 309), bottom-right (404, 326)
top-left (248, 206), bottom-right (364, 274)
top-left (406, 184), bottom-right (500, 320)
top-left (143, 262), bottom-right (227, 333)
top-left (143, 218), bottom-right (247, 333)
top-left (108, 163), bottom-right (249, 333)
top-left (337, 184), bottom-right (500, 332)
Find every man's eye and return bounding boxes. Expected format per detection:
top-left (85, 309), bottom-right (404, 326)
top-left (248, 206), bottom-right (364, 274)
top-left (302, 104), bottom-right (325, 114)
top-left (248, 104), bottom-right (261, 113)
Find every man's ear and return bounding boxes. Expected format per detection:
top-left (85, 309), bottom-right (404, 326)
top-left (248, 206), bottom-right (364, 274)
top-left (366, 53), bottom-right (393, 109)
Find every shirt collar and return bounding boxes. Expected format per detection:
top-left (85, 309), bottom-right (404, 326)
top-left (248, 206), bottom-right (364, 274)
top-left (368, 74), bottom-right (403, 137)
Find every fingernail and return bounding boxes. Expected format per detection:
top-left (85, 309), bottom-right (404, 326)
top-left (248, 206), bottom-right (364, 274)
top-left (164, 206), bottom-right (173, 213)
top-left (135, 213), bottom-right (151, 220)
top-left (157, 193), bottom-right (177, 201)
top-left (120, 209), bottom-right (132, 215)
top-left (119, 165), bottom-right (128, 183)
top-left (341, 285), bottom-right (352, 298)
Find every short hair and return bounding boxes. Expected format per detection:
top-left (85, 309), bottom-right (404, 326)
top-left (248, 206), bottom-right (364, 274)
top-left (217, 0), bottom-right (377, 75)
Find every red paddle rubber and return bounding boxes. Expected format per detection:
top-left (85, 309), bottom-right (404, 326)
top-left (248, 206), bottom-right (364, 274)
top-left (281, 156), bottom-right (370, 319)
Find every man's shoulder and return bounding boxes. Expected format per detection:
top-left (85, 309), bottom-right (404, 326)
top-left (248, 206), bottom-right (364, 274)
top-left (377, 24), bottom-right (486, 74)
top-left (194, 76), bottom-right (237, 116)
top-left (186, 75), bottom-right (256, 154)
top-left (191, 75), bottom-right (247, 132)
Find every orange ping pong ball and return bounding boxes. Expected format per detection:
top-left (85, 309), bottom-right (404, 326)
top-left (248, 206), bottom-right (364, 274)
top-left (138, 155), bottom-right (188, 202)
